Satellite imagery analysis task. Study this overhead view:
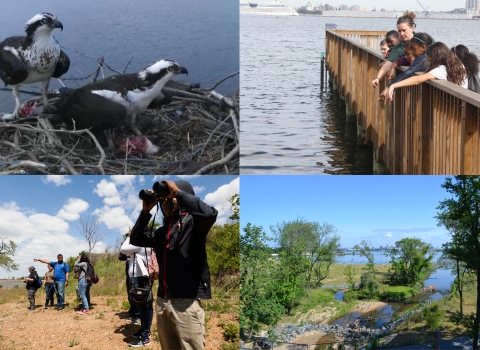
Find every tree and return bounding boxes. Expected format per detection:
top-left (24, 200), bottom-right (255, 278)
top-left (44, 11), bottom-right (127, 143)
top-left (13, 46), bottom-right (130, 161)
top-left (240, 223), bottom-right (284, 338)
top-left (343, 264), bottom-right (357, 290)
top-left (271, 218), bottom-right (339, 295)
top-left (436, 176), bottom-right (480, 348)
top-left (0, 237), bottom-right (19, 272)
top-left (386, 238), bottom-right (434, 287)
top-left (207, 194), bottom-right (240, 279)
top-left (76, 213), bottom-right (109, 258)
top-left (354, 240), bottom-right (378, 298)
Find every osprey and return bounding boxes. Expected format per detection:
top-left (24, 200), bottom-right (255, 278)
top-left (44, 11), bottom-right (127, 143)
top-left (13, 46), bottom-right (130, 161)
top-left (54, 59), bottom-right (188, 150)
top-left (0, 13), bottom-right (69, 118)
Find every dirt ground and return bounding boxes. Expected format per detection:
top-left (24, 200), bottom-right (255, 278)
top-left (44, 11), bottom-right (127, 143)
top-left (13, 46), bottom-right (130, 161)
top-left (0, 295), bottom-right (234, 349)
top-left (349, 301), bottom-right (387, 313)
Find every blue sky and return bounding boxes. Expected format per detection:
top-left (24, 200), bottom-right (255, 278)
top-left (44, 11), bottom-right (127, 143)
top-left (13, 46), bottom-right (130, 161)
top-left (0, 175), bottom-right (239, 279)
top-left (286, 0), bottom-right (460, 12)
top-left (241, 175), bottom-right (452, 249)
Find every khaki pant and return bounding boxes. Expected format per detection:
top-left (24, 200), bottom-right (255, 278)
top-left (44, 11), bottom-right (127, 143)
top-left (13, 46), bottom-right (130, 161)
top-left (156, 297), bottom-right (205, 350)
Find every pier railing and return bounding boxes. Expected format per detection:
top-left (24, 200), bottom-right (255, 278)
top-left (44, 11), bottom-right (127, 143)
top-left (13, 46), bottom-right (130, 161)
top-left (325, 29), bottom-right (480, 174)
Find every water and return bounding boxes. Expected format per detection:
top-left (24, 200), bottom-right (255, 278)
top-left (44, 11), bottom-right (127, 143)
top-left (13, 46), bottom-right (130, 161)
top-left (335, 251), bottom-right (443, 265)
top-left (0, 0), bottom-right (239, 111)
top-left (330, 268), bottom-right (454, 330)
top-left (240, 15), bottom-right (480, 174)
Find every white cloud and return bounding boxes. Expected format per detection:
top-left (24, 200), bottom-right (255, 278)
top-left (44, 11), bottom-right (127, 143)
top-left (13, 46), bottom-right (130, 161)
top-left (203, 177), bottom-right (239, 225)
top-left (110, 175), bottom-right (136, 185)
top-left (56, 198), bottom-right (89, 221)
top-left (384, 233), bottom-right (392, 237)
top-left (193, 186), bottom-right (206, 194)
top-left (93, 179), bottom-right (121, 206)
top-left (42, 175), bottom-right (71, 186)
top-left (0, 203), bottom-right (96, 278)
top-left (93, 206), bottom-right (134, 234)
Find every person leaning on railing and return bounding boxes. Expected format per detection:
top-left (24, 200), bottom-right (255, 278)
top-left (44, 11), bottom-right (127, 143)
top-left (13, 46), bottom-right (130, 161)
top-left (383, 42), bottom-right (468, 104)
top-left (371, 11), bottom-right (418, 88)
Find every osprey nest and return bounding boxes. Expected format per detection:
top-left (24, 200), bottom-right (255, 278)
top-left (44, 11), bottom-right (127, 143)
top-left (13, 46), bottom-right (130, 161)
top-left (0, 74), bottom-right (239, 175)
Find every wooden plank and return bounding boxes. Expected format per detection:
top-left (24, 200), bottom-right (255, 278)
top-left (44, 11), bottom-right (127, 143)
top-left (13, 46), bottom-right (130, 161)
top-left (462, 104), bottom-right (479, 174)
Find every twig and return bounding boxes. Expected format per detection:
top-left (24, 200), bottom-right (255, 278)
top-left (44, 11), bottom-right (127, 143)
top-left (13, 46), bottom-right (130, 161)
top-left (194, 144), bottom-right (239, 175)
top-left (123, 57), bottom-right (134, 73)
top-left (209, 71), bottom-right (239, 90)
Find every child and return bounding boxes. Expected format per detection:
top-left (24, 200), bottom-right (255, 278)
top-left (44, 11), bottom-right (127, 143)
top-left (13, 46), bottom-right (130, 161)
top-left (380, 33), bottom-right (434, 100)
top-left (385, 30), bottom-right (400, 50)
top-left (385, 42), bottom-right (467, 103)
top-left (380, 39), bottom-right (390, 59)
top-left (387, 41), bottom-right (415, 80)
top-left (451, 44), bottom-right (480, 93)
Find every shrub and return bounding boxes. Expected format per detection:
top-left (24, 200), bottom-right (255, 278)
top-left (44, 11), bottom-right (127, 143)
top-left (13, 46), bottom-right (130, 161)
top-left (423, 304), bottom-right (445, 330)
top-left (380, 286), bottom-right (416, 301)
top-left (222, 322), bottom-right (240, 343)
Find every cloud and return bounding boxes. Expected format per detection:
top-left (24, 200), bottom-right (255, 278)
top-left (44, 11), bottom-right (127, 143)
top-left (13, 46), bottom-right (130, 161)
top-left (203, 177), bottom-right (239, 225)
top-left (93, 206), bottom-right (134, 234)
top-left (193, 186), bottom-right (206, 194)
top-left (56, 198), bottom-right (89, 221)
top-left (0, 203), bottom-right (95, 278)
top-left (93, 179), bottom-right (121, 206)
top-left (110, 175), bottom-right (136, 186)
top-left (372, 227), bottom-right (436, 234)
top-left (384, 233), bottom-right (392, 237)
top-left (42, 175), bottom-right (72, 186)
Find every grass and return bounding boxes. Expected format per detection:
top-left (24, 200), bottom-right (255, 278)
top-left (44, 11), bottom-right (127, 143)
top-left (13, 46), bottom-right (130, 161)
top-left (322, 264), bottom-right (391, 286)
top-left (68, 338), bottom-right (80, 347)
top-left (389, 274), bottom-right (478, 346)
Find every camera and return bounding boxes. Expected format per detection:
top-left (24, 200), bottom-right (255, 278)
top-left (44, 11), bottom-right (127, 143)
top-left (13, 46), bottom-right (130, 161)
top-left (138, 181), bottom-right (170, 203)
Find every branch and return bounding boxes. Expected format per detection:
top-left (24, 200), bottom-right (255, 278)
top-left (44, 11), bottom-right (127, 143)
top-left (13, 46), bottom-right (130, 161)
top-left (194, 143), bottom-right (239, 175)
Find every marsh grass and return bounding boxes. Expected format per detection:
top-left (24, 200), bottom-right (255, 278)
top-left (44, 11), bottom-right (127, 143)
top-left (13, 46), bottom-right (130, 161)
top-left (322, 264), bottom-right (391, 286)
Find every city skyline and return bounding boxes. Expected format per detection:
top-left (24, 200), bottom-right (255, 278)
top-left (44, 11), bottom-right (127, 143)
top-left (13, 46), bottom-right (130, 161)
top-left (285, 0), bottom-right (474, 12)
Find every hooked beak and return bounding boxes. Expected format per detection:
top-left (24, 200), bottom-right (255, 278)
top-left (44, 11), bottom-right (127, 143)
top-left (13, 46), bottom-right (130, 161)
top-left (54, 21), bottom-right (63, 31)
top-left (178, 66), bottom-right (188, 76)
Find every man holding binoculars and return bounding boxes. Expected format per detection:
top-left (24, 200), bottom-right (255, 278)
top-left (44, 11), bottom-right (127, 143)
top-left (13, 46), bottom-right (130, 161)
top-left (131, 179), bottom-right (218, 350)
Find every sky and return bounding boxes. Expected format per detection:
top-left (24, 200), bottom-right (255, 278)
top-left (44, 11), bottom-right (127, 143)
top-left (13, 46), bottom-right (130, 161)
top-left (0, 175), bottom-right (239, 279)
top-left (286, 0), bottom-right (461, 12)
top-left (241, 175), bottom-right (454, 249)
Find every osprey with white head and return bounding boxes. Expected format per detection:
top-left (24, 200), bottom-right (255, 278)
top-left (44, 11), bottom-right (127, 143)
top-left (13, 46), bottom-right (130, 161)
top-left (0, 13), bottom-right (70, 119)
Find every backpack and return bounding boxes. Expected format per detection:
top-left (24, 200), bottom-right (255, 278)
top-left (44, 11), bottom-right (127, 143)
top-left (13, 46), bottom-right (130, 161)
top-left (147, 248), bottom-right (159, 281)
top-left (85, 264), bottom-right (99, 284)
top-left (36, 274), bottom-right (42, 288)
top-left (468, 74), bottom-right (480, 94)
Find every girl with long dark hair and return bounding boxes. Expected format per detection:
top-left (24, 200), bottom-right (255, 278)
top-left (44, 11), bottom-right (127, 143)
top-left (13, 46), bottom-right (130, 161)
top-left (74, 253), bottom-right (91, 315)
top-left (385, 42), bottom-right (467, 103)
top-left (452, 44), bottom-right (480, 93)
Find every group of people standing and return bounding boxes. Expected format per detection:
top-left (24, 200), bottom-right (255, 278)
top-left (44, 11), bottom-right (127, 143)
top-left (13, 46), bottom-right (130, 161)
top-left (372, 11), bottom-right (480, 103)
top-left (24, 254), bottom-right (70, 311)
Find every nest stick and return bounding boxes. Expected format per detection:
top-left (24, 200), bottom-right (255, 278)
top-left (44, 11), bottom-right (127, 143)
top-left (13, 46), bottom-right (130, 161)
top-left (194, 144), bottom-right (239, 175)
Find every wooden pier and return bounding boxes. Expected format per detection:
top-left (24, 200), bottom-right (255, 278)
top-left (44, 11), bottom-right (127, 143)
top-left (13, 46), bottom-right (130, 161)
top-left (325, 29), bottom-right (480, 174)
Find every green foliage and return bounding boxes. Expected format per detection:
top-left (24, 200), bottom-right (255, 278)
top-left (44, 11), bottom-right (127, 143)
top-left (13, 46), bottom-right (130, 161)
top-left (343, 290), bottom-right (359, 303)
top-left (449, 310), bottom-right (476, 337)
top-left (68, 338), bottom-right (80, 347)
top-left (0, 238), bottom-right (19, 272)
top-left (121, 300), bottom-right (130, 310)
top-left (219, 343), bottom-right (239, 350)
top-left (423, 304), bottom-right (445, 331)
top-left (240, 223), bottom-right (284, 338)
top-left (207, 194), bottom-right (240, 280)
top-left (343, 264), bottom-right (357, 290)
top-left (387, 238), bottom-right (434, 286)
top-left (380, 286), bottom-right (416, 301)
top-left (271, 218), bottom-right (339, 292)
top-left (359, 272), bottom-right (379, 299)
top-left (222, 322), bottom-right (240, 343)
top-left (354, 241), bottom-right (378, 298)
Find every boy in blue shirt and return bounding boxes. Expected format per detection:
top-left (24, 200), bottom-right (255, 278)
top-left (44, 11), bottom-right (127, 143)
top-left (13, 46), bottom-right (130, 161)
top-left (34, 254), bottom-right (70, 310)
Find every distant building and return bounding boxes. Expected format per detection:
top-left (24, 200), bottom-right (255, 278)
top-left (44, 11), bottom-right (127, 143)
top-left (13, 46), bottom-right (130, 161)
top-left (351, 5), bottom-right (361, 11)
top-left (306, 1), bottom-right (313, 10)
top-left (339, 4), bottom-right (349, 10)
top-left (452, 7), bottom-right (467, 13)
top-left (466, 0), bottom-right (476, 9)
